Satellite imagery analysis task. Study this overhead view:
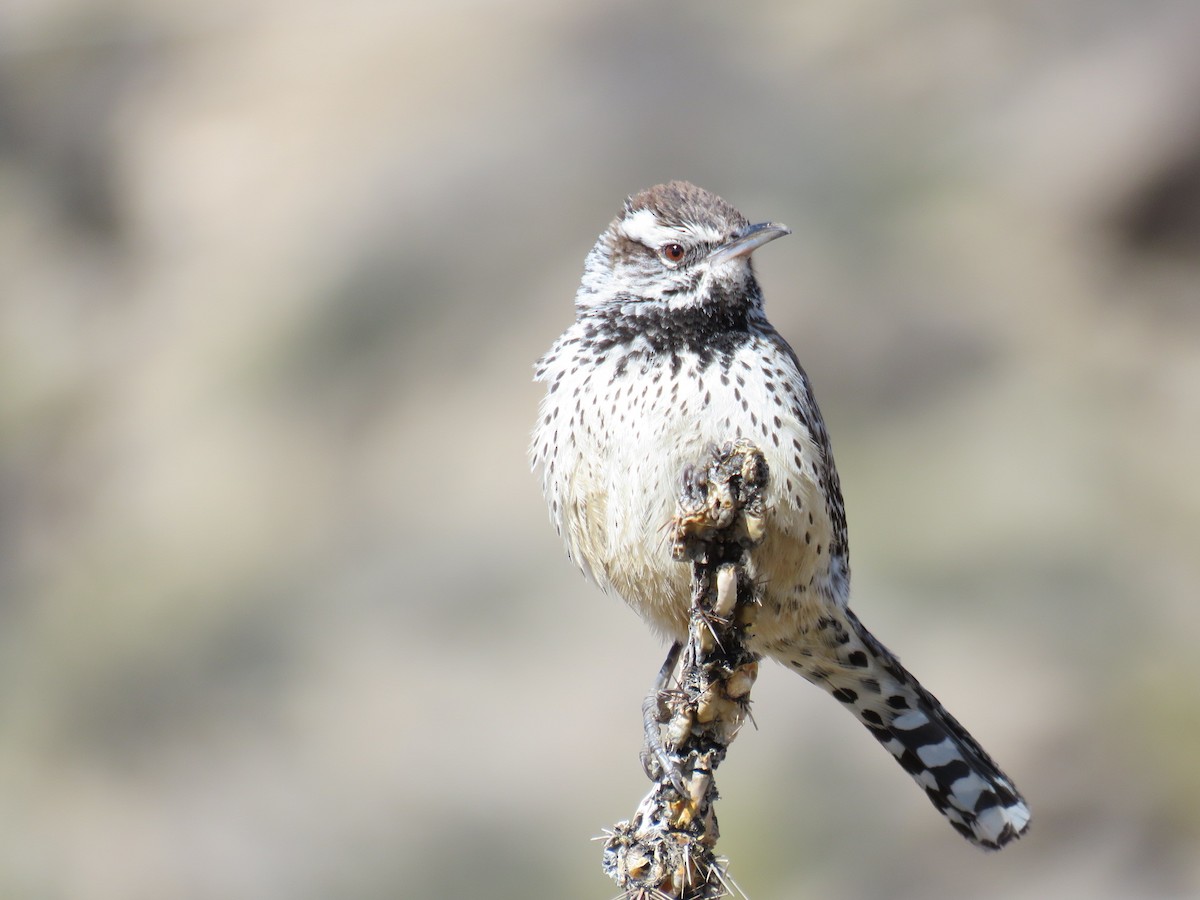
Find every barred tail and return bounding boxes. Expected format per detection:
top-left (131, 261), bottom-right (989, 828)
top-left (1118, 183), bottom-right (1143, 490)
top-left (781, 609), bottom-right (1030, 850)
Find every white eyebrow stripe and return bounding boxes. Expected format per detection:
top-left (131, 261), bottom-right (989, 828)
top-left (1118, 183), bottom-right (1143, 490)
top-left (618, 209), bottom-right (679, 247)
top-left (686, 222), bottom-right (725, 243)
top-left (619, 208), bottom-right (725, 248)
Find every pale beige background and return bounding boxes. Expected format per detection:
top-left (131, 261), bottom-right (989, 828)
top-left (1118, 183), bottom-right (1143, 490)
top-left (3, 2), bottom-right (1199, 898)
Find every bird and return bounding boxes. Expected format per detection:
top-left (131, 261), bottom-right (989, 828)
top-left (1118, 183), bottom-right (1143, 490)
top-left (530, 181), bottom-right (1030, 850)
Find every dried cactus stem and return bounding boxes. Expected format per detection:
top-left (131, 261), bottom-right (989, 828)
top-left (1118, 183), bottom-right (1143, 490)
top-left (602, 440), bottom-right (769, 899)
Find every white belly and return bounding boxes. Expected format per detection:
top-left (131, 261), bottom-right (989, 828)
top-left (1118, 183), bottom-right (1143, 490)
top-left (535, 341), bottom-right (839, 645)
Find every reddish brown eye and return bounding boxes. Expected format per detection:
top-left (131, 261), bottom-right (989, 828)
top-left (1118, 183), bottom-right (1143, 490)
top-left (660, 243), bottom-right (685, 264)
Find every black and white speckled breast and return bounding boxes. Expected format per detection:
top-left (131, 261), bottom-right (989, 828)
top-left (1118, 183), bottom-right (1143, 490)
top-left (531, 305), bottom-right (849, 642)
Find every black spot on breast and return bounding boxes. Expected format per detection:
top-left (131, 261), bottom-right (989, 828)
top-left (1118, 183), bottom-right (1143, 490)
top-left (582, 289), bottom-right (758, 374)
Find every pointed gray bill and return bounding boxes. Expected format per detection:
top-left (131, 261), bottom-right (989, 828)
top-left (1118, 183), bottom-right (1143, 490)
top-left (706, 222), bottom-right (791, 266)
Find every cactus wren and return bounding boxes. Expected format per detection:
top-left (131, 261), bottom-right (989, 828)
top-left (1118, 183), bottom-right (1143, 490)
top-left (530, 181), bottom-right (1030, 849)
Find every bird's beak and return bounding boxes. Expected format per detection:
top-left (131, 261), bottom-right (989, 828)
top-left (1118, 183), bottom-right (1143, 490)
top-left (707, 222), bottom-right (791, 266)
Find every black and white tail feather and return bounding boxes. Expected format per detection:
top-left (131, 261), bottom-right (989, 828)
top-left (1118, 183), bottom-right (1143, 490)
top-left (783, 609), bottom-right (1030, 850)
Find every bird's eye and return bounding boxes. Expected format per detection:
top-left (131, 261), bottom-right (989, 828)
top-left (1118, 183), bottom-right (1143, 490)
top-left (659, 243), bottom-right (686, 265)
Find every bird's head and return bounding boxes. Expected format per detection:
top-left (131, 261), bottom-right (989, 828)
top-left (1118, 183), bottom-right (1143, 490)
top-left (576, 181), bottom-right (789, 315)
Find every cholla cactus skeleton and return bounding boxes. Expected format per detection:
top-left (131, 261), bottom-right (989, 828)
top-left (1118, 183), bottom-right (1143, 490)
top-left (602, 440), bottom-right (767, 900)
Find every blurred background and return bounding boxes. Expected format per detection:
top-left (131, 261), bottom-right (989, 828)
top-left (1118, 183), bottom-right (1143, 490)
top-left (2, 1), bottom-right (1199, 897)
